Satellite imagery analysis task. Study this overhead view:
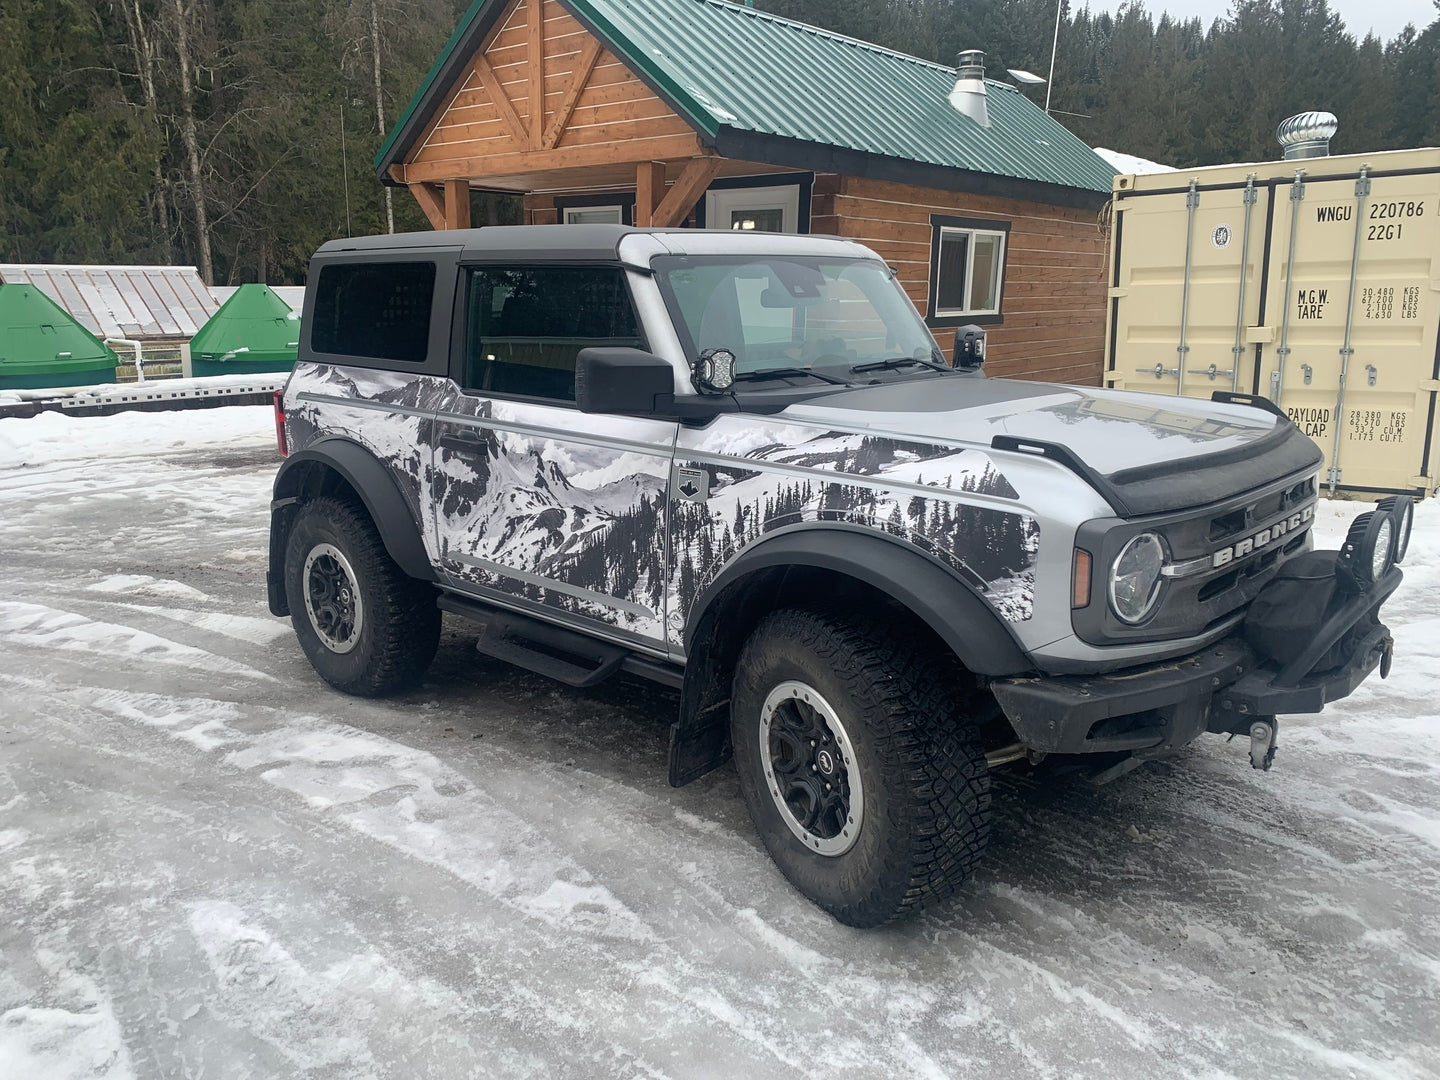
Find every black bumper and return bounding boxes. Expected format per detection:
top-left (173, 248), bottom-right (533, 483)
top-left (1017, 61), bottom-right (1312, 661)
top-left (992, 567), bottom-right (1401, 756)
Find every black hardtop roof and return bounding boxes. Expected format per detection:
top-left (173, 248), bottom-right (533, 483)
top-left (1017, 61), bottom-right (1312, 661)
top-left (315, 223), bottom-right (640, 263)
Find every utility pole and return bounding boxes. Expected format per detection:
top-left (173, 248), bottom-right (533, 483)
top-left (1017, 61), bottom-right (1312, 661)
top-left (1046, 0), bottom-right (1062, 114)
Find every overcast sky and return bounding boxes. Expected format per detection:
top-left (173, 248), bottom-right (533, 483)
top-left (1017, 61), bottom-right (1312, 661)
top-left (1078, 0), bottom-right (1434, 43)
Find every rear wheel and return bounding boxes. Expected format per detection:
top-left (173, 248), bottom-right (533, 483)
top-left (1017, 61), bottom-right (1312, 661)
top-left (284, 496), bottom-right (440, 696)
top-left (731, 608), bottom-right (990, 927)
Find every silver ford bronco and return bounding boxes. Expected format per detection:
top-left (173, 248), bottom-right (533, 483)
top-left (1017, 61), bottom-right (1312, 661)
top-left (268, 225), bottom-right (1408, 926)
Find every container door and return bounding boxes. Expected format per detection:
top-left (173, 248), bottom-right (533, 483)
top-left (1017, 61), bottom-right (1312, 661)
top-left (1255, 169), bottom-right (1440, 494)
top-left (1107, 180), bottom-right (1273, 400)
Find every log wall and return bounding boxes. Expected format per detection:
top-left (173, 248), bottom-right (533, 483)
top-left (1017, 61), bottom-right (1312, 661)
top-left (813, 175), bottom-right (1109, 385)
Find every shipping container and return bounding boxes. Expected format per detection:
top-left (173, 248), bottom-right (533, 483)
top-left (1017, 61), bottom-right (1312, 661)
top-left (1105, 141), bottom-right (1440, 498)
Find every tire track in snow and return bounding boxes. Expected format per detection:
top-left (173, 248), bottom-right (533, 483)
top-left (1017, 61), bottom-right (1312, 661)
top-left (0, 601), bottom-right (276, 683)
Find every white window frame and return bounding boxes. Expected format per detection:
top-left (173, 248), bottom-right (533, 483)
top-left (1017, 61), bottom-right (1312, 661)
top-left (933, 225), bottom-right (1006, 318)
top-left (563, 204), bottom-right (624, 225)
top-left (705, 184), bottom-right (802, 234)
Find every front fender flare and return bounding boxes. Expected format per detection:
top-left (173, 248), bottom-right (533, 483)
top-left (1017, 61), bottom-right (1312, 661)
top-left (685, 526), bottom-right (1033, 677)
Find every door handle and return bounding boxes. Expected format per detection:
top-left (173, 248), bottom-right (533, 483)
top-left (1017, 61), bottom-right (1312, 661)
top-left (439, 432), bottom-right (485, 455)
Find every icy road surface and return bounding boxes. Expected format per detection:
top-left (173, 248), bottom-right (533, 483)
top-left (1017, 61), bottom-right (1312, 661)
top-left (1, 406), bottom-right (1437, 1080)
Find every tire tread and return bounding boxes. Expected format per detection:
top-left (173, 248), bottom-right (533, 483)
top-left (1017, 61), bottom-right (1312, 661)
top-left (734, 607), bottom-right (990, 926)
top-left (285, 496), bottom-right (440, 696)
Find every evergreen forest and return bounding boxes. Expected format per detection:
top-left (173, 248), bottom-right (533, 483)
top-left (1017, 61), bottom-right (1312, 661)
top-left (2, 0), bottom-right (1436, 284)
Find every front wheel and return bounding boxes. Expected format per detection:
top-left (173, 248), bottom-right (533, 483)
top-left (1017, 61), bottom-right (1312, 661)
top-left (731, 608), bottom-right (990, 927)
top-left (283, 496), bottom-right (440, 696)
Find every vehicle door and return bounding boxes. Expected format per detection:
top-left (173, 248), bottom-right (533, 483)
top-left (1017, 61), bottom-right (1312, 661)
top-left (430, 263), bottom-right (677, 651)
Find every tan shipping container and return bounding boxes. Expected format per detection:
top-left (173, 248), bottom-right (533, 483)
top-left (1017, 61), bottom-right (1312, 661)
top-left (1105, 145), bottom-right (1440, 498)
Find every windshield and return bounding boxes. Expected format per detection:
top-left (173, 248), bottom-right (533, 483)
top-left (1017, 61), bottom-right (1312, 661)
top-left (653, 255), bottom-right (944, 378)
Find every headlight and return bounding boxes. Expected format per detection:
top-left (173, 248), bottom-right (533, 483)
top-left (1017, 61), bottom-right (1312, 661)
top-left (1109, 532), bottom-right (1166, 624)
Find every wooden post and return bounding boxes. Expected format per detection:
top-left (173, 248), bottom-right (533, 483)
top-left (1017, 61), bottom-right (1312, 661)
top-left (444, 178), bottom-right (472, 230)
top-left (635, 161), bottom-right (667, 227)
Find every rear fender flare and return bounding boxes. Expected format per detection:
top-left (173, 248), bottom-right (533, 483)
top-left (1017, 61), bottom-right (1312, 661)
top-left (270, 439), bottom-right (434, 589)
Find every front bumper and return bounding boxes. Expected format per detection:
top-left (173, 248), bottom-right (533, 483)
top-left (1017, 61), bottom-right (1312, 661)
top-left (992, 566), bottom-right (1401, 756)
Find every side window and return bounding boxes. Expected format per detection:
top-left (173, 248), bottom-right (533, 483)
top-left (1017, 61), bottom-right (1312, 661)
top-left (311, 261), bottom-right (435, 363)
top-left (464, 266), bottom-right (645, 402)
top-left (927, 216), bottom-right (1009, 324)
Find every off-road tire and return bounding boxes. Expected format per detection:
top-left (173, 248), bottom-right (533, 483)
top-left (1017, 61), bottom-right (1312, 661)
top-left (731, 608), bottom-right (990, 927)
top-left (284, 496), bottom-right (440, 696)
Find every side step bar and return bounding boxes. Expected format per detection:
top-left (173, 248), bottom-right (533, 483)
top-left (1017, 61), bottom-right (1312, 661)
top-left (436, 593), bottom-right (684, 690)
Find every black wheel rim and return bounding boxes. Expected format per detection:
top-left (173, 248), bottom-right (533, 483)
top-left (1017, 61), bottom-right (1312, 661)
top-left (759, 681), bottom-right (863, 856)
top-left (302, 542), bottom-right (364, 654)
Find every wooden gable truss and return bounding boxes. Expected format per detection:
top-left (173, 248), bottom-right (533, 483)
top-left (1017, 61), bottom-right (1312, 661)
top-left (392, 0), bottom-right (721, 229)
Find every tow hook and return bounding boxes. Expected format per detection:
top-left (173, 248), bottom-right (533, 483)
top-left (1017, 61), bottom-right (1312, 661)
top-left (1249, 718), bottom-right (1278, 771)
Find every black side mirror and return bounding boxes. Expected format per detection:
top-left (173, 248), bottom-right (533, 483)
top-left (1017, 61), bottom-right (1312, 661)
top-left (575, 348), bottom-right (676, 415)
top-left (953, 324), bottom-right (986, 370)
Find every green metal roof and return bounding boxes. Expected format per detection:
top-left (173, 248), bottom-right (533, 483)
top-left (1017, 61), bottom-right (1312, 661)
top-left (376, 0), bottom-right (1116, 205)
top-left (0, 283), bottom-right (119, 374)
top-left (188, 284), bottom-right (300, 364)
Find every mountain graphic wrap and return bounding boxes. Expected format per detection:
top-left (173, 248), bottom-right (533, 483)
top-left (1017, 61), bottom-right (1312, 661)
top-left (287, 366), bottom-right (1039, 649)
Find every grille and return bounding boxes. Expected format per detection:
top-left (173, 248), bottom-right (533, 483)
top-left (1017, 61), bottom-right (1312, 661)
top-left (1072, 474), bottom-right (1318, 646)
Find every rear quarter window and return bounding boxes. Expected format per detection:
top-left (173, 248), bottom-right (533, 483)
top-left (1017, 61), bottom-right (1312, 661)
top-left (310, 261), bottom-right (436, 363)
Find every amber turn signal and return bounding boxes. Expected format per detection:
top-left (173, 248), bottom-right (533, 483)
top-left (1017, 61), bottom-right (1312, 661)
top-left (1072, 549), bottom-right (1092, 608)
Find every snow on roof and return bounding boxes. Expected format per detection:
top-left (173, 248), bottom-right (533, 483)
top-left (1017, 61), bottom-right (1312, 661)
top-left (0, 264), bottom-right (218, 342)
top-left (1093, 148), bottom-right (1177, 175)
top-left (211, 285), bottom-right (305, 312)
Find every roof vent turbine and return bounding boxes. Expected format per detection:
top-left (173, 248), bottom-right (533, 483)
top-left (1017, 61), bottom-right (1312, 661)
top-left (948, 50), bottom-right (990, 128)
top-left (1277, 112), bottom-right (1338, 160)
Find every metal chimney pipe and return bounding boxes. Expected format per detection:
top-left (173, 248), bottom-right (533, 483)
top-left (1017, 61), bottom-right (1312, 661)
top-left (948, 50), bottom-right (990, 128)
top-left (1277, 112), bottom-right (1338, 160)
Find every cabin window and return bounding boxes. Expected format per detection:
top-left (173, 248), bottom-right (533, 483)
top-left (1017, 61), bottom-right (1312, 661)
top-left (554, 194), bottom-right (635, 226)
top-left (563, 205), bottom-right (624, 225)
top-left (705, 184), bottom-right (802, 234)
top-left (927, 215), bottom-right (1010, 326)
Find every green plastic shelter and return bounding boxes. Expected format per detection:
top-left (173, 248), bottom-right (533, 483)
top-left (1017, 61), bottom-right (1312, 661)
top-left (189, 284), bottom-right (299, 376)
top-left (0, 283), bottom-right (119, 389)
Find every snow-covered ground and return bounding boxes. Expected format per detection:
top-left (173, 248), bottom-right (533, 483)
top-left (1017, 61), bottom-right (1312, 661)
top-left (1, 406), bottom-right (1437, 1080)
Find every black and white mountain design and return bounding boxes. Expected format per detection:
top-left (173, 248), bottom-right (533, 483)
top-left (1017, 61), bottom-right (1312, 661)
top-left (288, 365), bottom-right (1039, 647)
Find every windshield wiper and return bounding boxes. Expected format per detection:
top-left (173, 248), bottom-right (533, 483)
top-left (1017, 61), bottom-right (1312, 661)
top-left (850, 355), bottom-right (954, 374)
top-left (734, 367), bottom-right (854, 386)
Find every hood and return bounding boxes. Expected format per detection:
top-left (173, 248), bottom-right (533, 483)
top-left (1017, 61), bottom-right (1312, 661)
top-left (782, 376), bottom-right (1323, 515)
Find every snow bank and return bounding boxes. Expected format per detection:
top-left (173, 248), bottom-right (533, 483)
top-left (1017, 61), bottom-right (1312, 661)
top-left (0, 405), bottom-right (272, 468)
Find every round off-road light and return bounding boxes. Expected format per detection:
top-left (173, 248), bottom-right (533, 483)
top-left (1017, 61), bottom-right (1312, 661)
top-left (1374, 495), bottom-right (1413, 564)
top-left (1109, 532), bottom-right (1166, 624)
top-left (1340, 510), bottom-right (1395, 588)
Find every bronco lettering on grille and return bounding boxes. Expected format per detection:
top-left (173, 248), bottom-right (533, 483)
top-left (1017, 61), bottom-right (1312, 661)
top-left (1211, 504), bottom-right (1315, 569)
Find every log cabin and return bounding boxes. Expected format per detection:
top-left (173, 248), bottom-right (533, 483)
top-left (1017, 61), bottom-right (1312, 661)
top-left (375, 0), bottom-right (1117, 383)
